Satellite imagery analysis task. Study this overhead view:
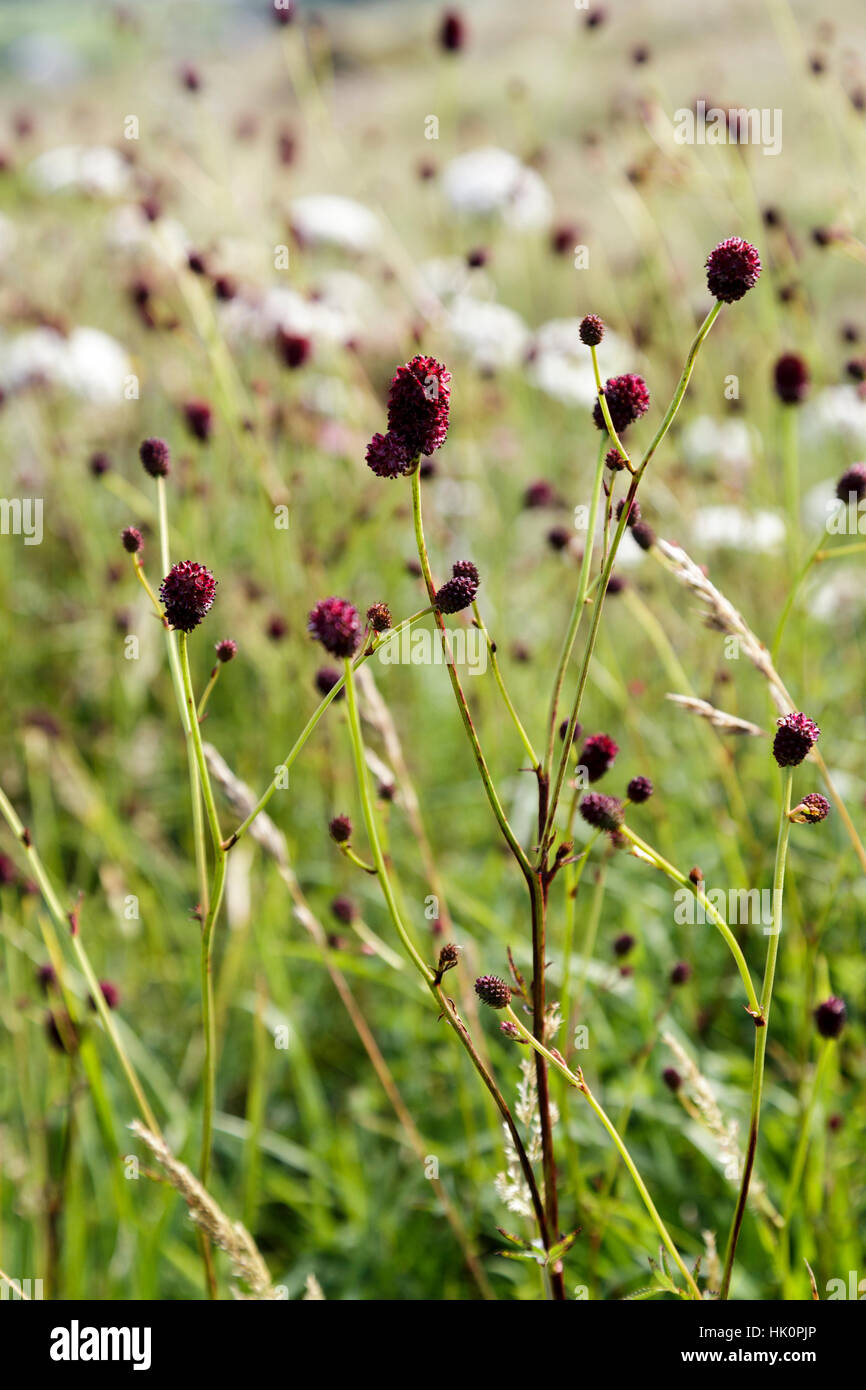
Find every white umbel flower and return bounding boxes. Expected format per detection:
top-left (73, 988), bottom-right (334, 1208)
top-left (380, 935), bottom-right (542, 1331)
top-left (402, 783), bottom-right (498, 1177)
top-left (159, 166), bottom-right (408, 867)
top-left (448, 295), bottom-right (529, 370)
top-left (442, 147), bottom-right (553, 230)
top-left (28, 145), bottom-right (131, 198)
top-left (527, 319), bottom-right (633, 406)
top-left (0, 327), bottom-right (130, 403)
top-left (288, 195), bottom-right (381, 254)
top-left (691, 505), bottom-right (785, 553)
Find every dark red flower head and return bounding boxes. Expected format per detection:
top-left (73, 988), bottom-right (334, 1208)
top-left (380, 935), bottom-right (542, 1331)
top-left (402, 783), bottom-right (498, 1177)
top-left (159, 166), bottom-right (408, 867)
top-left (578, 732), bottom-right (619, 783)
top-left (814, 996), bottom-right (846, 1039)
top-left (308, 597), bottom-right (362, 658)
top-left (579, 314), bottom-right (605, 346)
top-left (387, 355), bottom-right (451, 456)
top-left (474, 974), bottom-right (511, 1009)
top-left (616, 498), bottom-right (641, 527)
top-left (774, 353), bottom-right (810, 405)
top-left (215, 638), bottom-right (237, 663)
top-left (836, 463), bottom-right (866, 503)
top-left (435, 560), bottom-right (480, 614)
top-left (579, 792), bottom-right (624, 831)
top-left (705, 237), bottom-right (762, 303)
top-left (90, 980), bottom-right (119, 1011)
top-left (627, 775), bottom-right (653, 803)
top-left (139, 437), bottom-right (170, 478)
top-left (523, 479), bottom-right (557, 509)
top-left (315, 666), bottom-right (343, 699)
top-left (182, 399), bottom-right (213, 443)
top-left (159, 561), bottom-right (217, 632)
top-left (662, 1066), bottom-right (682, 1092)
top-left (613, 932), bottom-right (634, 958)
top-left (329, 814), bottom-right (352, 844)
top-left (593, 374), bottom-right (650, 433)
top-left (272, 0), bottom-right (296, 25)
top-left (790, 792), bottom-right (830, 824)
top-left (121, 526), bottom-right (143, 554)
top-left (772, 711), bottom-right (820, 767)
top-left (276, 329), bottom-right (311, 369)
top-left (365, 431), bottom-right (413, 479)
top-left (89, 451), bottom-right (111, 476)
top-left (439, 10), bottom-right (466, 52)
top-left (670, 961), bottom-right (692, 986)
top-left (605, 447), bottom-right (625, 472)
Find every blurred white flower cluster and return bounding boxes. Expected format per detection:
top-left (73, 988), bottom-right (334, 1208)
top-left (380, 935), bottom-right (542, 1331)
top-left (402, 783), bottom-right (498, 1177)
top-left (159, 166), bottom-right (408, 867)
top-left (0, 327), bottom-right (130, 403)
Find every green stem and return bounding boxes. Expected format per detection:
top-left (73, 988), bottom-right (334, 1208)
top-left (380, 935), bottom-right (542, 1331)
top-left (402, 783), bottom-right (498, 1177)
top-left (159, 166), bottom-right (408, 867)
top-left (720, 765), bottom-right (794, 1299)
top-left (472, 601), bottom-right (539, 769)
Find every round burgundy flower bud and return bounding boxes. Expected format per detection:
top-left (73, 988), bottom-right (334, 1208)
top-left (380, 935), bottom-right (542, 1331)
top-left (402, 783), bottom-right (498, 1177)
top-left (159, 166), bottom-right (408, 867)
top-left (450, 559), bottom-right (479, 585)
top-left (159, 561), bottom-right (217, 632)
top-left (627, 775), bottom-right (653, 803)
top-left (331, 895), bottom-right (356, 924)
top-left (630, 519), bottom-right (656, 551)
top-left (474, 974), bottom-right (511, 1009)
top-left (439, 10), bottom-right (466, 52)
top-left (579, 792), bottom-right (624, 831)
top-left (213, 274), bottom-right (236, 301)
top-left (37, 963), bottom-right (57, 992)
top-left (814, 996), bottom-right (846, 1039)
top-left (89, 451), bottom-right (111, 476)
top-left (139, 436), bottom-right (171, 478)
top-left (593, 373), bottom-right (650, 433)
top-left (179, 63), bottom-right (201, 93)
top-left (523, 479), bottom-right (557, 509)
top-left (547, 525), bottom-right (572, 552)
top-left (773, 711), bottom-right (820, 767)
top-left (183, 398), bottom-right (213, 443)
top-left (578, 732), bottom-right (619, 783)
top-left (613, 932), bottom-right (634, 958)
top-left (790, 792), bottom-right (830, 824)
top-left (435, 575), bottom-right (477, 613)
top-left (89, 980), bottom-right (119, 1011)
top-left (215, 638), bottom-right (237, 663)
top-left (276, 329), bottom-right (311, 369)
top-left (366, 431), bottom-right (413, 479)
top-left (605, 447), bottom-right (625, 472)
top-left (308, 597), bottom-right (362, 658)
top-left (616, 498), bottom-right (641, 527)
top-left (121, 526), bottom-right (143, 554)
top-left (689, 865), bottom-right (704, 886)
top-left (437, 942), bottom-right (460, 974)
top-left (366, 602), bottom-right (392, 632)
top-left (670, 961), bottom-right (692, 986)
top-left (835, 462), bottom-right (866, 503)
top-left (774, 353), bottom-right (810, 405)
top-left (387, 355), bottom-right (451, 456)
top-left (272, 0), bottom-right (296, 26)
top-left (579, 314), bottom-right (605, 346)
top-left (705, 237), bottom-right (762, 303)
top-left (315, 666), bottom-right (343, 699)
top-left (662, 1066), bottom-right (682, 1093)
top-left (329, 814), bottom-right (352, 843)
top-left (559, 719), bottom-right (582, 745)
top-left (45, 1009), bottom-right (79, 1054)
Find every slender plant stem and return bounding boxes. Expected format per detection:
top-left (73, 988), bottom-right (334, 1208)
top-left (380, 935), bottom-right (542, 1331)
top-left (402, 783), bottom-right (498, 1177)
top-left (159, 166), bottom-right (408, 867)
top-left (472, 601), bottom-right (539, 769)
top-left (720, 765), bottom-right (794, 1299)
top-left (504, 1006), bottom-right (701, 1299)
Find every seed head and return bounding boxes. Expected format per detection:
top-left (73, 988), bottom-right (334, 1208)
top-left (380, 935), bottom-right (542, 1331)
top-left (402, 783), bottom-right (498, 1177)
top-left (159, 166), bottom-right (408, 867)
top-left (387, 355), bottom-right (451, 456)
top-left (366, 602), bottom-right (392, 632)
top-left (689, 865), bottom-right (704, 886)
top-left (308, 597), bottom-right (362, 658)
top-left (579, 313), bottom-right (605, 346)
top-left (437, 942), bottom-right (460, 975)
top-left (627, 775), bottom-right (653, 803)
top-left (435, 561), bottom-right (480, 614)
top-left (579, 792), bottom-right (624, 831)
top-left (705, 237), bottom-right (762, 302)
top-left (605, 447), bottom-right (626, 472)
top-left (474, 974), bottom-right (511, 1009)
top-left (121, 526), bottom-right (143, 554)
top-left (329, 814), bottom-right (352, 844)
top-left (774, 353), bottom-right (810, 405)
top-left (139, 437), bottom-right (171, 478)
top-left (215, 638), bottom-right (237, 663)
top-left (835, 462), bottom-right (866, 503)
top-left (159, 561), bottom-right (217, 632)
top-left (578, 732), bottom-right (619, 783)
top-left (773, 711), bottom-right (820, 767)
top-left (451, 558), bottom-right (479, 584)
top-left (814, 996), bottom-right (847, 1039)
top-left (790, 792), bottom-right (830, 824)
top-left (593, 374), bottom-right (650, 433)
top-left (365, 431), bottom-right (414, 479)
